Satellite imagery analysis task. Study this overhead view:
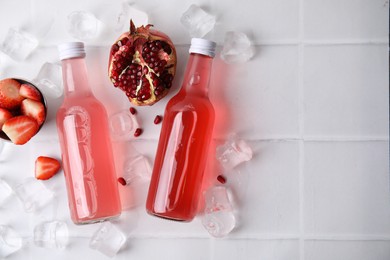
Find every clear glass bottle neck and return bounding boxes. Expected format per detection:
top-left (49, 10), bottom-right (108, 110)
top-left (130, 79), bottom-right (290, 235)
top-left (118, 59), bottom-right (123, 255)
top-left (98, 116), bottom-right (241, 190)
top-left (61, 57), bottom-right (92, 97)
top-left (181, 53), bottom-right (214, 96)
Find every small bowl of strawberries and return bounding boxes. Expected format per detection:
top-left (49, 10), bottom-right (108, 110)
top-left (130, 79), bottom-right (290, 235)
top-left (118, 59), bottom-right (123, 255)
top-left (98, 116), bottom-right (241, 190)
top-left (0, 78), bottom-right (47, 145)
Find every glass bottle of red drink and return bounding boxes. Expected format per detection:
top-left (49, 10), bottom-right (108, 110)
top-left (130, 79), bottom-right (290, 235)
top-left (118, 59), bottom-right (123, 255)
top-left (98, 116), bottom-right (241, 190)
top-left (56, 42), bottom-right (121, 224)
top-left (146, 38), bottom-right (216, 221)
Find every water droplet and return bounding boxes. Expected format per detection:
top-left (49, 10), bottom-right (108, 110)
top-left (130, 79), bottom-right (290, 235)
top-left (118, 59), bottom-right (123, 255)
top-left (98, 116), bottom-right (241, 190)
top-left (189, 72), bottom-right (200, 85)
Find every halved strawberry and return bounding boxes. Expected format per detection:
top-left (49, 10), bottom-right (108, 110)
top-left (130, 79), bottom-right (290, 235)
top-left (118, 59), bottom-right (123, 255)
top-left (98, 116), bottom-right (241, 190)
top-left (0, 79), bottom-right (24, 110)
top-left (0, 108), bottom-right (13, 129)
top-left (19, 84), bottom-right (42, 102)
top-left (21, 99), bottom-right (46, 126)
top-left (35, 156), bottom-right (61, 180)
top-left (2, 115), bottom-right (38, 145)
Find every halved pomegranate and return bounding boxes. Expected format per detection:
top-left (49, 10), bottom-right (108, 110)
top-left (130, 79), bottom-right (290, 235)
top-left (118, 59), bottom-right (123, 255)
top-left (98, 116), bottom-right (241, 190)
top-left (108, 20), bottom-right (177, 106)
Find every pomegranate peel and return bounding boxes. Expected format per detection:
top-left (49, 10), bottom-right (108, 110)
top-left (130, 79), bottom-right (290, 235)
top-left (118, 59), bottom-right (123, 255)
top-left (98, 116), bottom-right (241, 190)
top-left (108, 20), bottom-right (177, 106)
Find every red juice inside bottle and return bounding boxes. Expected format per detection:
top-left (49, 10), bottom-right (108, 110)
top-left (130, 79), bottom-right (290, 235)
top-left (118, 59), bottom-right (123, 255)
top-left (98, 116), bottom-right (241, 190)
top-left (146, 38), bottom-right (217, 221)
top-left (56, 42), bottom-right (121, 224)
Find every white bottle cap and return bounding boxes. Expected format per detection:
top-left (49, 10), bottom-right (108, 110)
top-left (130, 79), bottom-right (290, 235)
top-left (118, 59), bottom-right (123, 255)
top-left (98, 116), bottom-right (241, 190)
top-left (58, 42), bottom-right (86, 60)
top-left (189, 38), bottom-right (217, 57)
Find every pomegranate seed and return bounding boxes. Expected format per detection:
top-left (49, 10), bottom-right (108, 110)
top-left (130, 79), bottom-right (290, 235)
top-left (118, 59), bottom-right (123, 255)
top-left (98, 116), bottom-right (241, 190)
top-left (217, 175), bottom-right (227, 184)
top-left (154, 115), bottom-right (162, 124)
top-left (134, 128), bottom-right (143, 137)
top-left (118, 177), bottom-right (127, 186)
top-left (129, 107), bottom-right (136, 114)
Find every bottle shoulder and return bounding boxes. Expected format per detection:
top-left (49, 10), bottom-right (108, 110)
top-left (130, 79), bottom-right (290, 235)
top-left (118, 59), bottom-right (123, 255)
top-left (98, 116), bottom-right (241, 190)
top-left (164, 96), bottom-right (215, 124)
top-left (166, 93), bottom-right (214, 114)
top-left (60, 94), bottom-right (103, 107)
top-left (57, 95), bottom-right (107, 117)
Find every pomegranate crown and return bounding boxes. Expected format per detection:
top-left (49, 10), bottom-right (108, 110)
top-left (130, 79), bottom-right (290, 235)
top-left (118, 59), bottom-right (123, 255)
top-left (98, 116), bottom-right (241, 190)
top-left (130, 19), bottom-right (153, 36)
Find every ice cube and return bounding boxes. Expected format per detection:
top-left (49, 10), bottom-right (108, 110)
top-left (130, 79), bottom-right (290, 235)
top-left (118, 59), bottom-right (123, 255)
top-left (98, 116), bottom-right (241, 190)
top-left (0, 225), bottom-right (23, 258)
top-left (220, 31), bottom-right (255, 64)
top-left (180, 4), bottom-right (216, 38)
top-left (0, 179), bottom-right (13, 206)
top-left (14, 177), bottom-right (54, 213)
top-left (33, 221), bottom-right (69, 249)
top-left (30, 1), bottom-right (55, 38)
top-left (1, 28), bottom-right (39, 61)
top-left (216, 135), bottom-right (253, 170)
top-left (67, 11), bottom-right (102, 40)
top-left (0, 52), bottom-right (8, 77)
top-left (123, 154), bottom-right (152, 184)
top-left (89, 222), bottom-right (126, 258)
top-left (33, 62), bottom-right (63, 99)
top-left (109, 109), bottom-right (139, 141)
top-left (0, 140), bottom-right (8, 162)
top-left (116, 3), bottom-right (149, 32)
top-left (201, 186), bottom-right (236, 238)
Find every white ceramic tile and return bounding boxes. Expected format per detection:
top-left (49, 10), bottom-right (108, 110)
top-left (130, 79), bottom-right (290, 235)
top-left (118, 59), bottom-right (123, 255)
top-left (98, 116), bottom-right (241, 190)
top-left (213, 239), bottom-right (299, 260)
top-left (212, 0), bottom-right (300, 44)
top-left (120, 238), bottom-right (210, 260)
top-left (304, 141), bottom-right (390, 234)
top-left (304, 44), bottom-right (389, 138)
top-left (126, 206), bottom-right (208, 237)
top-left (227, 141), bottom-right (300, 236)
top-left (7, 237), bottom-right (105, 260)
top-left (304, 0), bottom-right (389, 40)
top-left (305, 240), bottom-right (390, 260)
top-left (210, 45), bottom-right (300, 140)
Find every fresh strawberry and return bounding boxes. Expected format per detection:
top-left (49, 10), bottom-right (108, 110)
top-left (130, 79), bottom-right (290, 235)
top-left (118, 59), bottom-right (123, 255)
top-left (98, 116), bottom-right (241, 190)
top-left (19, 84), bottom-right (42, 101)
top-left (2, 115), bottom-right (38, 145)
top-left (0, 78), bottom-right (24, 110)
top-left (0, 108), bottom-right (13, 129)
top-left (21, 99), bottom-right (46, 126)
top-left (35, 156), bottom-right (61, 180)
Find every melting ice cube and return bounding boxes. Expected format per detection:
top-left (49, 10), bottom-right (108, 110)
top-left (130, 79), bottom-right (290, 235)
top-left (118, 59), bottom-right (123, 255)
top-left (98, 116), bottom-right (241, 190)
top-left (109, 109), bottom-right (139, 141)
top-left (123, 154), bottom-right (152, 184)
top-left (220, 31), bottom-right (255, 64)
top-left (1, 28), bottom-right (39, 61)
top-left (67, 11), bottom-right (102, 40)
top-left (180, 5), bottom-right (216, 38)
top-left (34, 62), bottom-right (63, 99)
top-left (14, 177), bottom-right (54, 213)
top-left (116, 3), bottom-right (149, 32)
top-left (0, 225), bottom-right (23, 258)
top-left (201, 186), bottom-right (236, 238)
top-left (216, 135), bottom-right (253, 170)
top-left (33, 221), bottom-right (69, 249)
top-left (0, 179), bottom-right (13, 206)
top-left (89, 222), bottom-right (126, 258)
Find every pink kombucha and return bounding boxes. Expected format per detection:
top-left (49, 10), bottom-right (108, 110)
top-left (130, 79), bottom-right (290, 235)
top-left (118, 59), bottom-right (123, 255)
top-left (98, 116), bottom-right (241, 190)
top-left (146, 38), bottom-right (216, 221)
top-left (56, 42), bottom-right (121, 224)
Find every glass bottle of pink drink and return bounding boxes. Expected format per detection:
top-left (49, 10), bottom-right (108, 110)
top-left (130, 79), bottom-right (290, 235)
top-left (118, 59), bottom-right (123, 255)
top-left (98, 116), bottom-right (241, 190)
top-left (56, 42), bottom-right (121, 224)
top-left (146, 38), bottom-right (216, 221)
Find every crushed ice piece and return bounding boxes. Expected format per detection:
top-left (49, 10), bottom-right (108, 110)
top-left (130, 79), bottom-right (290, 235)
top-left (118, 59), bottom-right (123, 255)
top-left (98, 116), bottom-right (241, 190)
top-left (220, 31), bottom-right (255, 64)
top-left (180, 4), bottom-right (216, 38)
top-left (201, 186), bottom-right (236, 238)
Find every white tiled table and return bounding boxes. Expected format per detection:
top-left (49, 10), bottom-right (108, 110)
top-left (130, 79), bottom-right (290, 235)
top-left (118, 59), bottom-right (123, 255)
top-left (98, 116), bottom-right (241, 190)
top-left (0, 0), bottom-right (388, 259)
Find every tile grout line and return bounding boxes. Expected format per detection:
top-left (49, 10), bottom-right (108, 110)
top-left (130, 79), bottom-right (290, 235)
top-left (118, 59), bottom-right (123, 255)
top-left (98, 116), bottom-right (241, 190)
top-left (20, 234), bottom-right (390, 240)
top-left (298, 0), bottom-right (305, 259)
